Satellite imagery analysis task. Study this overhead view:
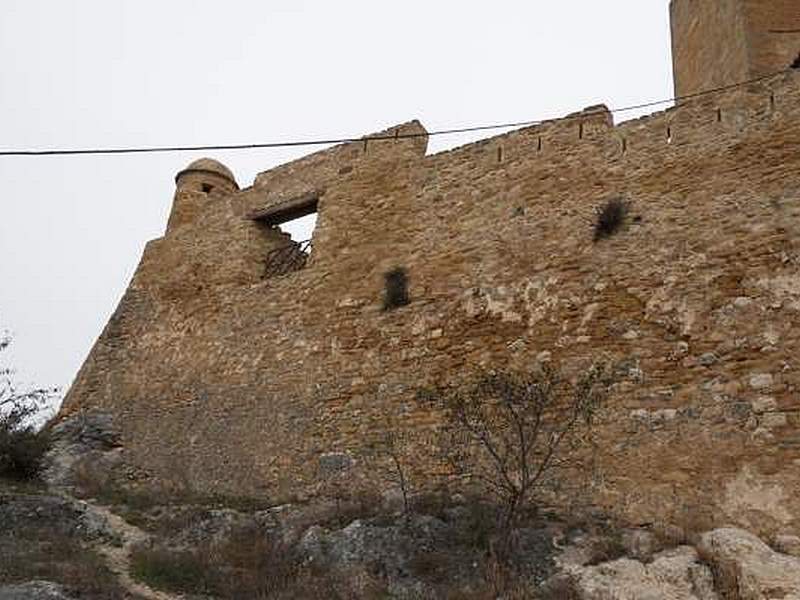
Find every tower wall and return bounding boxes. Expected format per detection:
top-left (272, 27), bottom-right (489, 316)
top-left (741, 0), bottom-right (800, 80)
top-left (671, 0), bottom-right (751, 97)
top-left (671, 0), bottom-right (800, 97)
top-left (167, 161), bottom-right (240, 232)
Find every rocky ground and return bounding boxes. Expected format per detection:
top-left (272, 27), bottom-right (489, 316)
top-left (3, 477), bottom-right (800, 599)
top-left (2, 413), bottom-right (800, 599)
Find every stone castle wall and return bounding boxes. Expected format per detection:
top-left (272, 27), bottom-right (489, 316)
top-left (62, 70), bottom-right (800, 536)
top-left (671, 0), bottom-right (800, 96)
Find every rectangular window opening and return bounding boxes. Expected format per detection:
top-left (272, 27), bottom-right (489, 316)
top-left (252, 195), bottom-right (319, 279)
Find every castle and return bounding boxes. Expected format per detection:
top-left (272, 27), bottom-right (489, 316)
top-left (62, 0), bottom-right (800, 537)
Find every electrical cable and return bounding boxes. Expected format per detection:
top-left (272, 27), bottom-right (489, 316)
top-left (0, 68), bottom-right (792, 157)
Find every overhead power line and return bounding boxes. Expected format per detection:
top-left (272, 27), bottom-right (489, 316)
top-left (0, 68), bottom-right (791, 158)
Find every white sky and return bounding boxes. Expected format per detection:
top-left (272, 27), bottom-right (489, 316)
top-left (0, 1), bottom-right (673, 408)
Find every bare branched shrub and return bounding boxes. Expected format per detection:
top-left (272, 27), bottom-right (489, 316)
top-left (593, 197), bottom-right (630, 241)
top-left (420, 362), bottom-right (614, 543)
top-left (382, 267), bottom-right (410, 310)
top-left (364, 422), bottom-right (415, 516)
top-left (0, 334), bottom-right (57, 480)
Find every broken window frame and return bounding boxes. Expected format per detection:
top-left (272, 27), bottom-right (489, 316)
top-left (250, 192), bottom-right (320, 280)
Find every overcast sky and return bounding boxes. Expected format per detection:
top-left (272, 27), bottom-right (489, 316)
top-left (0, 1), bottom-right (673, 410)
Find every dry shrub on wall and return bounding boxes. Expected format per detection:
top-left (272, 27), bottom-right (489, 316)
top-left (419, 361), bottom-right (615, 549)
top-left (593, 197), bottom-right (630, 241)
top-left (382, 267), bottom-right (410, 310)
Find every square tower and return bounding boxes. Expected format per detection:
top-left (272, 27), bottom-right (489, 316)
top-left (671, 0), bottom-right (800, 97)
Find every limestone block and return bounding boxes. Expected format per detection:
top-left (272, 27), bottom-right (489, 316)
top-left (698, 528), bottom-right (800, 600)
top-left (565, 546), bottom-right (718, 600)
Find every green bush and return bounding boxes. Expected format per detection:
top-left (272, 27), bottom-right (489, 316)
top-left (0, 334), bottom-right (56, 481)
top-left (0, 421), bottom-right (51, 480)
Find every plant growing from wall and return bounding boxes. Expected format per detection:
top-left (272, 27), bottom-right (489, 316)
top-left (0, 333), bottom-right (57, 480)
top-left (593, 197), bottom-right (630, 241)
top-left (365, 425), bottom-right (414, 517)
top-left (420, 361), bottom-right (614, 550)
top-left (382, 267), bottom-right (410, 311)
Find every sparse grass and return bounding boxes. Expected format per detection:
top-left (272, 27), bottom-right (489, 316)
top-left (0, 529), bottom-right (125, 598)
top-left (130, 544), bottom-right (216, 595)
top-left (651, 507), bottom-right (716, 549)
top-left (452, 501), bottom-right (498, 551)
top-left (82, 477), bottom-right (262, 512)
top-left (314, 489), bottom-right (384, 529)
top-left (536, 573), bottom-right (582, 600)
top-left (407, 549), bottom-right (455, 584)
top-left (584, 530), bottom-right (628, 565)
top-left (410, 491), bottom-right (452, 519)
top-left (131, 532), bottom-right (389, 599)
top-left (131, 535), bottom-right (287, 597)
top-left (593, 197), bottom-right (630, 241)
top-left (696, 542), bottom-right (739, 600)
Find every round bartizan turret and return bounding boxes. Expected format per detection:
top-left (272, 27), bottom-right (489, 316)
top-left (175, 158), bottom-right (238, 189)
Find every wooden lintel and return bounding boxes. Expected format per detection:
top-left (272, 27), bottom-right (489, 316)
top-left (248, 192), bottom-right (320, 225)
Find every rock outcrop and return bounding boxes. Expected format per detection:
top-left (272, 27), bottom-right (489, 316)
top-left (0, 581), bottom-right (76, 600)
top-left (43, 411), bottom-right (122, 492)
top-left (698, 528), bottom-right (800, 600)
top-left (557, 546), bottom-right (718, 600)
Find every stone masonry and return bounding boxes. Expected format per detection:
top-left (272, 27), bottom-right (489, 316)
top-left (671, 0), bottom-right (800, 96)
top-left (61, 1), bottom-right (800, 537)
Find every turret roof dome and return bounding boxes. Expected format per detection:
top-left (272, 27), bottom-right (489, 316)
top-left (176, 158), bottom-right (237, 186)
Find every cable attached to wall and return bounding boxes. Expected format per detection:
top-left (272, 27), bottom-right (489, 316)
top-left (0, 68), bottom-right (793, 158)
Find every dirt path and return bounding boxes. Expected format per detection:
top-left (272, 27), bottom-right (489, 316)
top-left (66, 497), bottom-right (181, 600)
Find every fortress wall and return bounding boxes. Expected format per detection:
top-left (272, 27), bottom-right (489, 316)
top-left (242, 121), bottom-right (428, 217)
top-left (63, 72), bottom-right (800, 535)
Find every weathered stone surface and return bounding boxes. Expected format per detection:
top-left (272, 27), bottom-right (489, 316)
top-left (621, 528), bottom-right (659, 562)
top-left (299, 516), bottom-right (453, 598)
top-left (773, 534), bottom-right (800, 558)
top-left (43, 410), bottom-right (122, 491)
top-left (698, 528), bottom-right (800, 600)
top-left (300, 515), bottom-right (448, 570)
top-left (559, 546), bottom-right (717, 600)
top-left (0, 490), bottom-right (115, 543)
top-left (0, 581), bottom-right (75, 600)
